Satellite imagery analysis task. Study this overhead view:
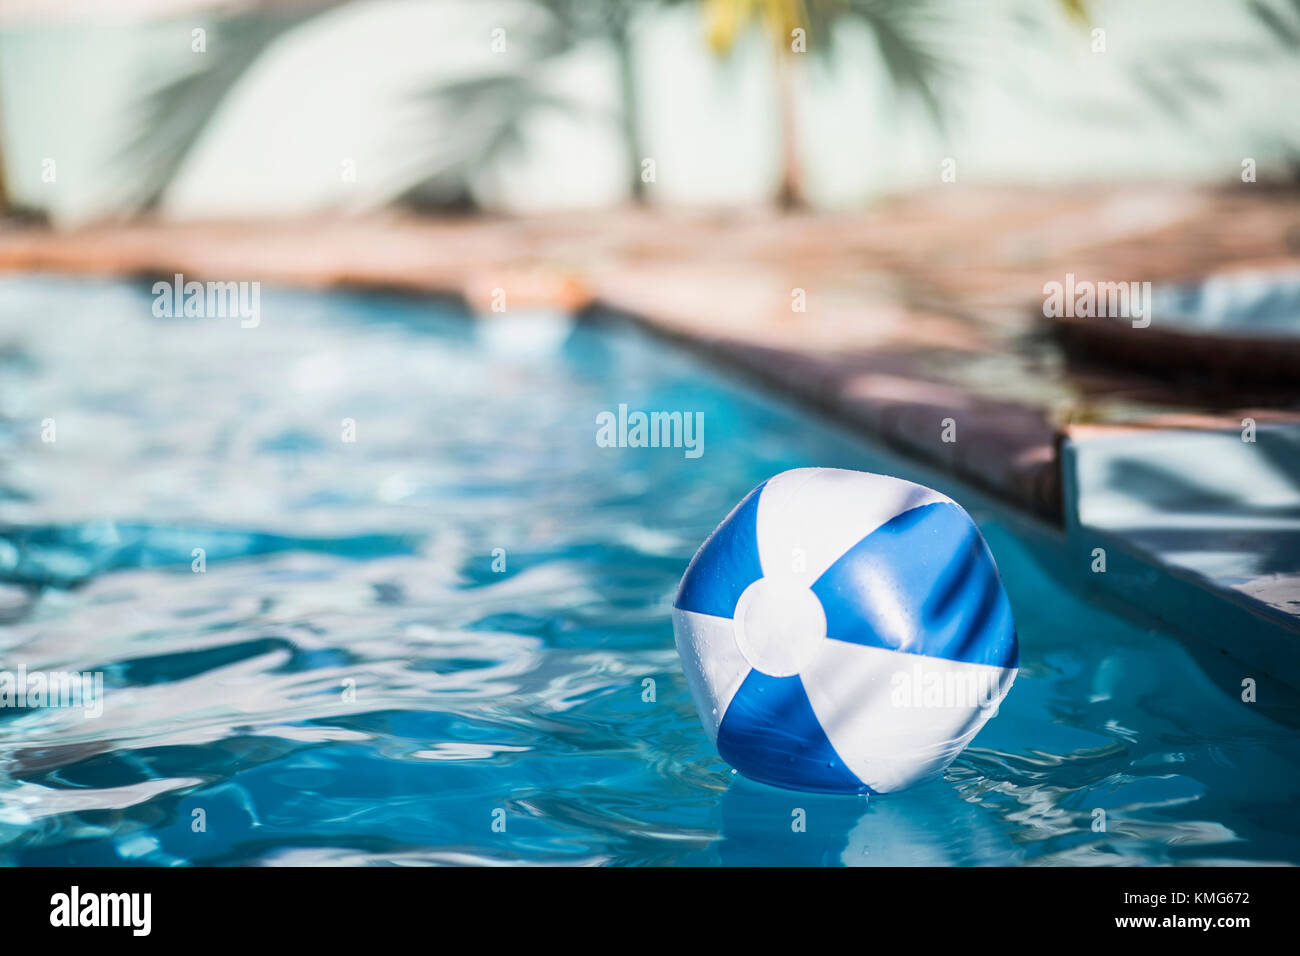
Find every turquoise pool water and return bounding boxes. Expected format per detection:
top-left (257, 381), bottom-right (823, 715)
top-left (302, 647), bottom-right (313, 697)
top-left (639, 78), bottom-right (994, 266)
top-left (1, 276), bottom-right (1298, 866)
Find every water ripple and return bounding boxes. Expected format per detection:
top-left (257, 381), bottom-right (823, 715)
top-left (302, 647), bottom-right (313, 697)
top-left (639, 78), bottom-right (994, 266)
top-left (1, 277), bottom-right (1297, 865)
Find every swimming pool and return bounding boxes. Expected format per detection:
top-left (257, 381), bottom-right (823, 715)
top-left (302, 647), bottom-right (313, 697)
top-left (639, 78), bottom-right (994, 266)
top-left (1, 276), bottom-right (1297, 866)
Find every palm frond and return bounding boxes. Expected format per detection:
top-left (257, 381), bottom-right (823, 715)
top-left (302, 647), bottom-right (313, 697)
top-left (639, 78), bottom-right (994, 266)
top-left (110, 4), bottom-right (345, 214)
top-left (1248, 0), bottom-right (1300, 46)
top-left (841, 0), bottom-right (950, 125)
top-left (387, 11), bottom-right (593, 210)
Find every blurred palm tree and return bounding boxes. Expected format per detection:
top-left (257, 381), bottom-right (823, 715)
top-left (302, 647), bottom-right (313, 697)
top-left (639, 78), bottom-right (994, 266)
top-left (534, 0), bottom-right (946, 208)
top-left (0, 117), bottom-right (9, 215)
top-left (0, 93), bottom-right (45, 225)
top-left (38, 0), bottom-right (1300, 219)
top-left (526, 1), bottom-right (655, 203)
top-left (393, 4), bottom-right (596, 211)
top-left (115, 0), bottom-right (591, 215)
top-left (703, 0), bottom-right (952, 209)
top-left (111, 2), bottom-right (346, 214)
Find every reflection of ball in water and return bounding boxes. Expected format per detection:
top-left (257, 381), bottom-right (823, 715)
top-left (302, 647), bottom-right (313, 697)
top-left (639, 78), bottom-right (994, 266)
top-left (673, 468), bottom-right (1018, 794)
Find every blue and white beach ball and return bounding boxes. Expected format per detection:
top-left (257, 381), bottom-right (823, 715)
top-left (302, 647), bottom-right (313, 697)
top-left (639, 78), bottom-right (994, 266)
top-left (673, 468), bottom-right (1018, 794)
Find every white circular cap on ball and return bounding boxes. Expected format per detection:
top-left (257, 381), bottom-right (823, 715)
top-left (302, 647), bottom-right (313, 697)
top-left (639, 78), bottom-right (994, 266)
top-left (733, 577), bottom-right (827, 678)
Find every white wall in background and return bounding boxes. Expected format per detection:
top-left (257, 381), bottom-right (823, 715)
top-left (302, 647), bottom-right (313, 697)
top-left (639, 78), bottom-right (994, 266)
top-left (1, 0), bottom-right (1297, 223)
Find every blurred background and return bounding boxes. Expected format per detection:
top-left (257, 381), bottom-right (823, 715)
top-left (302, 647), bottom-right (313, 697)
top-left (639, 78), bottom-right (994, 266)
top-left (1, 0), bottom-right (1299, 224)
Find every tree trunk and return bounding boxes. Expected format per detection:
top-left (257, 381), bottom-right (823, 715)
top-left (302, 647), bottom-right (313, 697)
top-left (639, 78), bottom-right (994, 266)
top-left (0, 103), bottom-right (9, 216)
top-left (613, 28), bottom-right (646, 204)
top-left (774, 51), bottom-right (804, 211)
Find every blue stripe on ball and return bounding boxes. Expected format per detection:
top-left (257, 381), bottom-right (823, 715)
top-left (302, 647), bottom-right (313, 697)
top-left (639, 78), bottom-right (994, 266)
top-left (674, 480), bottom-right (767, 619)
top-left (716, 670), bottom-right (871, 794)
top-left (812, 502), bottom-right (1018, 669)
